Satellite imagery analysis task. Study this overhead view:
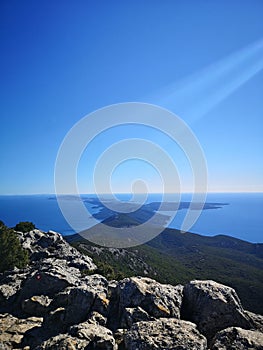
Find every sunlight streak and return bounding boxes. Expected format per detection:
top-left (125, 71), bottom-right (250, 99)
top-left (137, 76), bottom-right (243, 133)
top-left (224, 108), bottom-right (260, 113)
top-left (148, 38), bottom-right (263, 123)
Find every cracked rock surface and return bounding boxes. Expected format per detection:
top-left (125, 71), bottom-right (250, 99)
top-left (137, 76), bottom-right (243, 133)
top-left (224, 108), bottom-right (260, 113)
top-left (0, 229), bottom-right (262, 349)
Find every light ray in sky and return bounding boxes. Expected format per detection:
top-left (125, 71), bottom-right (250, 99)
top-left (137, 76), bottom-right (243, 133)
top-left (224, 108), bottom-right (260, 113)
top-left (147, 38), bottom-right (263, 124)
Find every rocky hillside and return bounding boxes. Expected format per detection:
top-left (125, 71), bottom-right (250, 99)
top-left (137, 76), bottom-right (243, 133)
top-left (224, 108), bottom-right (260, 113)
top-left (0, 229), bottom-right (263, 349)
top-left (68, 226), bottom-right (263, 315)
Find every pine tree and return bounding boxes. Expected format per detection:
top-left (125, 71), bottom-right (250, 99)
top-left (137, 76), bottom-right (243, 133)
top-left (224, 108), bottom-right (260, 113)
top-left (14, 221), bottom-right (35, 233)
top-left (0, 222), bottom-right (29, 273)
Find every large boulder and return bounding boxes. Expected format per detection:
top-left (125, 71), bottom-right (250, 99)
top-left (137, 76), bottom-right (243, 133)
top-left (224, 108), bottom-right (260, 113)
top-left (0, 260), bottom-right (81, 317)
top-left (182, 280), bottom-right (252, 340)
top-left (69, 321), bottom-right (117, 350)
top-left (21, 274), bottom-right (110, 348)
top-left (124, 318), bottom-right (207, 350)
top-left (81, 274), bottom-right (110, 316)
top-left (17, 259), bottom-right (81, 301)
top-left (34, 333), bottom-right (90, 350)
top-left (108, 276), bottom-right (183, 330)
top-left (211, 326), bottom-right (263, 350)
top-left (45, 274), bottom-right (109, 328)
top-left (44, 286), bottom-right (96, 332)
top-left (35, 321), bottom-right (117, 350)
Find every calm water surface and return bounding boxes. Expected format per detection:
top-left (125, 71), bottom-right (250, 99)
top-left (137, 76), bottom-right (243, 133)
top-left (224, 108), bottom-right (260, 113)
top-left (0, 193), bottom-right (262, 243)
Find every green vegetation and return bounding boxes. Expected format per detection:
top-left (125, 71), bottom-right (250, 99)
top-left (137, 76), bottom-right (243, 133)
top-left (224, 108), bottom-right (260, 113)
top-left (95, 260), bottom-right (126, 280)
top-left (0, 221), bottom-right (29, 273)
top-left (145, 228), bottom-right (263, 313)
top-left (72, 243), bottom-right (126, 280)
top-left (14, 221), bottom-right (35, 233)
top-left (102, 213), bottom-right (141, 228)
top-left (68, 222), bottom-right (263, 314)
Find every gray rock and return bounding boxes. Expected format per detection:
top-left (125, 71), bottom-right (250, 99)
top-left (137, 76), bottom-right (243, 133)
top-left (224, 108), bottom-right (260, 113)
top-left (32, 273), bottom-right (110, 342)
top-left (211, 326), bottom-right (263, 350)
top-left (0, 313), bottom-right (42, 349)
top-left (124, 318), bottom-right (207, 350)
top-left (18, 230), bottom-right (61, 254)
top-left (2, 229), bottom-right (263, 350)
top-left (18, 229), bottom-right (96, 271)
top-left (34, 333), bottom-right (90, 349)
top-left (87, 311), bottom-right (107, 326)
top-left (85, 274), bottom-right (110, 316)
top-left (182, 280), bottom-right (252, 340)
top-left (246, 310), bottom-right (263, 332)
top-left (69, 321), bottom-right (117, 349)
top-left (0, 229), bottom-right (96, 316)
top-left (114, 328), bottom-right (127, 349)
top-left (22, 295), bottom-right (52, 317)
top-left (0, 269), bottom-right (29, 312)
top-left (45, 286), bottom-right (95, 330)
top-left (34, 320), bottom-right (118, 350)
top-left (120, 306), bottom-right (152, 328)
top-left (18, 259), bottom-right (80, 301)
top-left (0, 259), bottom-right (82, 317)
top-left (0, 342), bottom-right (12, 350)
top-left (109, 276), bottom-right (183, 330)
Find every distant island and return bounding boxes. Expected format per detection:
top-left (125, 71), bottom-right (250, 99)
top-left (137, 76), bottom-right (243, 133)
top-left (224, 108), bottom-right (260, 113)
top-left (50, 195), bottom-right (229, 226)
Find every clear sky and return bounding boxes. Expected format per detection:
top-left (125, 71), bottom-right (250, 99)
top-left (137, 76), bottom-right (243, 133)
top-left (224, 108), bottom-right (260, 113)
top-left (1, 0), bottom-right (263, 194)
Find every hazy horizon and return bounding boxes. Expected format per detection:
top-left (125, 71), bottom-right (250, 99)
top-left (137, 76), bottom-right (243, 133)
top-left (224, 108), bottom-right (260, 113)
top-left (1, 191), bottom-right (263, 196)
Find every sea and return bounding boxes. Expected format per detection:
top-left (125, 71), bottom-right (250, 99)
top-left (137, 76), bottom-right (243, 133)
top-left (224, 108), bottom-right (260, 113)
top-left (0, 193), bottom-right (262, 243)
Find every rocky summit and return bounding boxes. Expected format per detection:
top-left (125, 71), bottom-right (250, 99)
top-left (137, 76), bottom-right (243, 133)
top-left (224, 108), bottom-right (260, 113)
top-left (0, 229), bottom-right (263, 349)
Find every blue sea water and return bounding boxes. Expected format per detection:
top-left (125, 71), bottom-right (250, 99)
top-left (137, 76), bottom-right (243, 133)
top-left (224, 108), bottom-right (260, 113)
top-left (0, 193), bottom-right (262, 243)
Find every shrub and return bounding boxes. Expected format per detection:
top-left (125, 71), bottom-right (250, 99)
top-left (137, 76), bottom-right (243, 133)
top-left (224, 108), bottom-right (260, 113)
top-left (0, 224), bottom-right (29, 273)
top-left (14, 221), bottom-right (35, 233)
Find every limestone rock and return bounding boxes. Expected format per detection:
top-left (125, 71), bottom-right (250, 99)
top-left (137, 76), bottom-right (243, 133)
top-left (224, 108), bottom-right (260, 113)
top-left (211, 326), bottom-right (263, 350)
top-left (0, 229), bottom-right (96, 316)
top-left (0, 260), bottom-right (81, 317)
top-left (0, 269), bottom-right (29, 313)
top-left (120, 306), bottom-right (152, 328)
top-left (86, 311), bottom-right (107, 326)
top-left (109, 276), bottom-right (183, 329)
top-left (0, 313), bottom-right (42, 349)
top-left (22, 295), bottom-right (52, 317)
top-left (182, 280), bottom-right (252, 340)
top-left (47, 274), bottom-right (109, 328)
top-left (81, 274), bottom-right (109, 316)
top-left (124, 318), bottom-right (207, 350)
top-left (22, 274), bottom-right (110, 347)
top-left (246, 310), bottom-right (263, 332)
top-left (17, 229), bottom-right (96, 271)
top-left (69, 321), bottom-right (117, 349)
top-left (45, 286), bottom-right (95, 331)
top-left (27, 321), bottom-right (118, 350)
top-left (34, 334), bottom-right (90, 350)
top-left (1, 229), bottom-right (263, 350)
top-left (18, 259), bottom-right (80, 302)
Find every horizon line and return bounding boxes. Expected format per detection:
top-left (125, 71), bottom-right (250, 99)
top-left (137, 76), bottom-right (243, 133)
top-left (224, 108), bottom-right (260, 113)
top-left (1, 191), bottom-right (263, 196)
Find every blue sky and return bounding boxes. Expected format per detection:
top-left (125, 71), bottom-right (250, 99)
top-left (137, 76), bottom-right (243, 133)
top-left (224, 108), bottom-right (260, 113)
top-left (1, 0), bottom-right (263, 194)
